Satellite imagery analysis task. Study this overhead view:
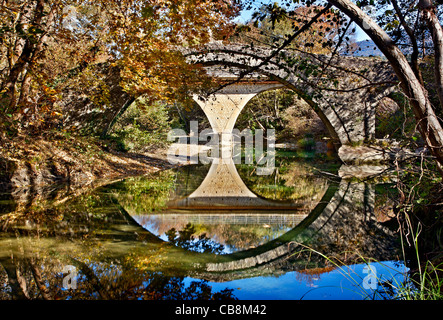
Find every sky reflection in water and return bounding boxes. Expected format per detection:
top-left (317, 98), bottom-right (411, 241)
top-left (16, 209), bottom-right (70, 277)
top-left (185, 261), bottom-right (410, 300)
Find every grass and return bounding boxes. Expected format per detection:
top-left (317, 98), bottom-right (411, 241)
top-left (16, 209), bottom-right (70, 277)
top-left (409, 260), bottom-right (443, 300)
top-left (398, 214), bottom-right (443, 300)
top-left (289, 230), bottom-right (443, 300)
top-left (289, 242), bottom-right (412, 300)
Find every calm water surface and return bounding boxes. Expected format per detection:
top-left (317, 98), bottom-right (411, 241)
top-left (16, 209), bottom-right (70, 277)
top-left (0, 151), bottom-right (410, 300)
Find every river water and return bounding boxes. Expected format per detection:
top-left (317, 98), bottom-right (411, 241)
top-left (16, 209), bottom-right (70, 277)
top-left (0, 150), bottom-right (411, 300)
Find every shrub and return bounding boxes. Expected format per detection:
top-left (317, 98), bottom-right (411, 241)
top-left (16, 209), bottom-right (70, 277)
top-left (108, 98), bottom-right (171, 152)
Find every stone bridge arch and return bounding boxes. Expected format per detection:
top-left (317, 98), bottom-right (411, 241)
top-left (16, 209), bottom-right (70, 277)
top-left (184, 43), bottom-right (399, 147)
top-left (60, 43), bottom-right (400, 162)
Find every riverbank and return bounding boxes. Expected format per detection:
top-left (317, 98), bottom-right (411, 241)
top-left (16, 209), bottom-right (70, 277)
top-left (0, 132), bottom-right (176, 194)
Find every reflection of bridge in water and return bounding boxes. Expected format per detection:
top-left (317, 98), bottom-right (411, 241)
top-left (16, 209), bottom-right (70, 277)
top-left (129, 150), bottom-right (398, 281)
top-left (134, 133), bottom-right (399, 282)
top-left (124, 173), bottom-right (398, 282)
top-left (125, 63), bottom-right (400, 279)
top-left (120, 161), bottom-right (400, 283)
top-left (146, 212), bottom-right (308, 226)
top-left (194, 179), bottom-right (397, 281)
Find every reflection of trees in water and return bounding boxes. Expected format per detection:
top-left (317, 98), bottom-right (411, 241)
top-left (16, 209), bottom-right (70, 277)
top-left (294, 266), bottom-right (337, 288)
top-left (165, 222), bottom-right (288, 252)
top-left (171, 165), bottom-right (211, 198)
top-left (198, 223), bottom-right (291, 251)
top-left (139, 216), bottom-right (295, 252)
top-left (0, 218), bottom-right (235, 299)
top-left (128, 161), bottom-right (330, 252)
top-left (64, 260), bottom-right (236, 300)
top-left (0, 185), bottom-right (237, 300)
top-left (0, 254), bottom-right (237, 300)
top-left (0, 158), bottom-right (402, 300)
top-left (109, 170), bottom-right (176, 215)
top-left (116, 160), bottom-right (332, 253)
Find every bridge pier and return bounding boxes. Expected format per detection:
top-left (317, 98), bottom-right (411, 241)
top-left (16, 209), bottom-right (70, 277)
top-left (193, 82), bottom-right (283, 135)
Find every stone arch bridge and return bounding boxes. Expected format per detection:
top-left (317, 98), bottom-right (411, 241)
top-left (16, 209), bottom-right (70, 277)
top-left (184, 43), bottom-right (398, 146)
top-left (61, 43), bottom-right (399, 162)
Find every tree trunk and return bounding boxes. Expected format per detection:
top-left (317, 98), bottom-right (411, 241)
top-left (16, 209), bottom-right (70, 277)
top-left (0, 258), bottom-right (29, 300)
top-left (10, 1), bottom-right (36, 67)
top-left (391, 0), bottom-right (424, 85)
top-left (19, 70), bottom-right (33, 107)
top-left (327, 0), bottom-right (443, 171)
top-left (18, 2), bottom-right (57, 108)
top-left (29, 260), bottom-right (53, 300)
top-left (3, 0), bottom-right (49, 111)
top-left (69, 258), bottom-right (111, 299)
top-left (3, 40), bottom-right (33, 110)
top-left (101, 97), bottom-right (136, 138)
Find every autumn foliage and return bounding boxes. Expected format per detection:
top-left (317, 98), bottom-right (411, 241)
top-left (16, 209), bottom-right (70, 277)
top-left (232, 4), bottom-right (355, 55)
top-left (0, 0), bottom-right (240, 136)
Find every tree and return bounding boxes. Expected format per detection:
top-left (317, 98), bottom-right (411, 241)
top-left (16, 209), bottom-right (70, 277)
top-left (1, 1), bottom-right (112, 133)
top-left (99, 0), bottom-right (239, 104)
top-left (233, 4), bottom-right (356, 54)
top-left (327, 0), bottom-right (443, 172)
top-left (241, 0), bottom-right (443, 173)
top-left (0, 0), bottom-right (240, 135)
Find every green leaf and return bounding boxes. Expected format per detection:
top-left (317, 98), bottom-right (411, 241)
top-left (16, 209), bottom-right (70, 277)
top-left (141, 6), bottom-right (154, 18)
